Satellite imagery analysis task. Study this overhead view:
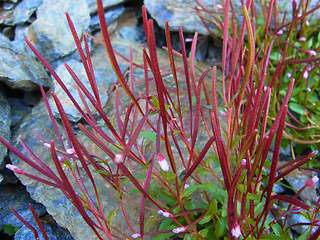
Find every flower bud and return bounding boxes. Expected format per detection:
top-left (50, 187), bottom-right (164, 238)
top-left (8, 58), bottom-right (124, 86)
top-left (306, 50), bottom-right (317, 56)
top-left (6, 164), bottom-right (25, 174)
top-left (231, 223), bottom-right (241, 238)
top-left (305, 176), bottom-right (319, 187)
top-left (157, 153), bottom-right (169, 172)
top-left (66, 148), bottom-right (76, 155)
top-left (114, 153), bottom-right (124, 164)
top-left (132, 233), bottom-right (141, 238)
top-left (172, 227), bottom-right (186, 234)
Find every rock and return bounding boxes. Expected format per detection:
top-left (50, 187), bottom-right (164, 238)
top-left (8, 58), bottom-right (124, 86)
top-left (144, 0), bottom-right (320, 35)
top-left (0, 87), bottom-right (11, 170)
top-left (9, 99), bottom-right (139, 240)
top-left (86, 0), bottom-right (128, 14)
top-left (15, 214), bottom-right (74, 240)
top-left (7, 98), bottom-right (33, 128)
top-left (119, 26), bottom-right (144, 42)
top-left (27, 0), bottom-right (90, 62)
top-left (89, 5), bottom-right (125, 33)
top-left (0, 33), bottom-right (52, 91)
top-left (144, 0), bottom-right (216, 34)
top-left (0, 183), bottom-right (47, 230)
top-left (284, 170), bottom-right (319, 205)
top-left (49, 58), bottom-right (111, 122)
top-left (0, 167), bottom-right (20, 185)
top-left (1, 0), bottom-right (42, 26)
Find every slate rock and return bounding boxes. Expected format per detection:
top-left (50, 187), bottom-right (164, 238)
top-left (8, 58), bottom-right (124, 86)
top-left (284, 170), bottom-right (319, 205)
top-left (15, 214), bottom-right (74, 240)
top-left (1, 0), bottom-right (42, 26)
top-left (86, 0), bottom-right (127, 14)
top-left (0, 87), bottom-right (11, 170)
top-left (7, 97), bottom-right (33, 128)
top-left (0, 33), bottom-right (52, 91)
top-left (89, 5), bottom-right (125, 33)
top-left (144, 0), bottom-right (216, 34)
top-left (144, 0), bottom-right (320, 35)
top-left (119, 25), bottom-right (145, 42)
top-left (49, 57), bottom-right (112, 122)
top-left (0, 183), bottom-right (47, 230)
top-left (27, 0), bottom-right (90, 62)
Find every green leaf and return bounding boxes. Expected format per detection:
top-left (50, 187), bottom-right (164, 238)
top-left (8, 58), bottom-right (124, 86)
top-left (199, 228), bottom-right (209, 237)
top-left (144, 213), bottom-right (158, 232)
top-left (231, 135), bottom-right (246, 149)
top-left (161, 170), bottom-right (176, 181)
top-left (173, 130), bottom-right (182, 135)
top-left (92, 169), bottom-right (110, 176)
top-left (2, 224), bottom-right (20, 236)
top-left (152, 95), bottom-right (159, 107)
top-left (297, 227), bottom-right (312, 240)
top-left (139, 131), bottom-right (157, 142)
top-left (199, 212), bottom-right (212, 225)
top-left (197, 165), bottom-right (210, 175)
top-left (107, 208), bottom-right (118, 228)
top-left (289, 102), bottom-right (305, 115)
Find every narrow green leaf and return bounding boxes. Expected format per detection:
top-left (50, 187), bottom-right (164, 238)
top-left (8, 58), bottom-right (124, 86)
top-left (139, 131), bottom-right (157, 142)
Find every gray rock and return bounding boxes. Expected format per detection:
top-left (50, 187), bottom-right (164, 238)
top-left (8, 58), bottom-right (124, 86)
top-left (0, 33), bottom-right (52, 91)
top-left (86, 0), bottom-right (127, 14)
top-left (144, 0), bottom-right (320, 34)
top-left (119, 26), bottom-right (145, 42)
top-left (284, 171), bottom-right (319, 205)
top-left (27, 0), bottom-right (90, 62)
top-left (144, 0), bottom-right (216, 34)
top-left (0, 87), bottom-right (11, 170)
top-left (9, 99), bottom-right (138, 240)
top-left (49, 57), bottom-right (112, 122)
top-left (1, 0), bottom-right (42, 26)
top-left (8, 98), bottom-right (33, 128)
top-left (15, 214), bottom-right (74, 240)
top-left (89, 5), bottom-right (125, 33)
top-left (0, 183), bottom-right (47, 230)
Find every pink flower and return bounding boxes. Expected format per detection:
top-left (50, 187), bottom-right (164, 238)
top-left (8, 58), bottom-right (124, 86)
top-left (114, 153), bottom-right (124, 164)
top-left (286, 73), bottom-right (292, 78)
top-left (157, 153), bottom-right (169, 172)
top-left (157, 210), bottom-right (171, 217)
top-left (132, 233), bottom-right (141, 238)
top-left (303, 70), bottom-right (309, 79)
top-left (306, 20), bottom-right (310, 26)
top-left (241, 159), bottom-right (247, 166)
top-left (299, 36), bottom-right (306, 41)
top-left (172, 227), bottom-right (186, 234)
top-left (6, 164), bottom-right (25, 174)
top-left (306, 50), bottom-right (317, 56)
top-left (66, 148), bottom-right (76, 155)
top-left (184, 184), bottom-right (190, 189)
top-left (58, 156), bottom-right (64, 163)
top-left (305, 176), bottom-right (319, 187)
top-left (231, 223), bottom-right (241, 238)
top-left (276, 30), bottom-right (283, 35)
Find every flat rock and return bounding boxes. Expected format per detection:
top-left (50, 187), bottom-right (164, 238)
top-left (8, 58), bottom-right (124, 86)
top-left (144, 0), bottom-right (216, 34)
top-left (0, 33), bottom-right (52, 91)
top-left (27, 0), bottom-right (90, 62)
top-left (48, 58), bottom-right (111, 122)
top-left (14, 214), bottom-right (74, 240)
top-left (144, 0), bottom-right (320, 34)
top-left (86, 0), bottom-right (128, 14)
top-left (0, 0), bottom-right (42, 26)
top-left (0, 183), bottom-right (47, 230)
